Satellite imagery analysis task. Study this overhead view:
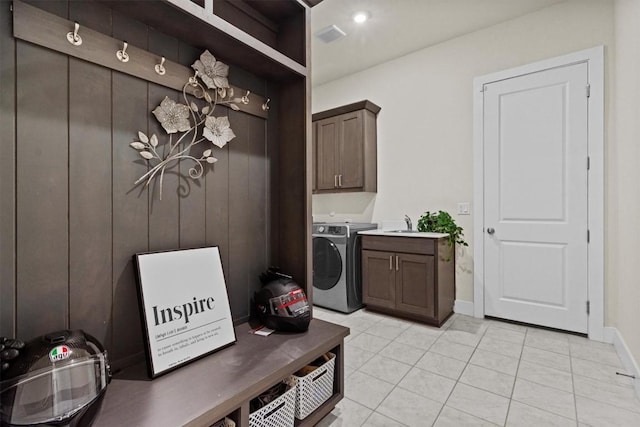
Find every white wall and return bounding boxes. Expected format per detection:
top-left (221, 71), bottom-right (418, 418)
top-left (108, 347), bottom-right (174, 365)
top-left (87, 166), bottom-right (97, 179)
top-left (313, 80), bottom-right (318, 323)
top-left (612, 0), bottom-right (640, 376)
top-left (312, 0), bottom-right (614, 302)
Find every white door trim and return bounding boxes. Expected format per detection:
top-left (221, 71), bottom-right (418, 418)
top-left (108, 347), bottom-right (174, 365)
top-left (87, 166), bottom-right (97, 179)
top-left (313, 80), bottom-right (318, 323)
top-left (473, 46), bottom-right (605, 341)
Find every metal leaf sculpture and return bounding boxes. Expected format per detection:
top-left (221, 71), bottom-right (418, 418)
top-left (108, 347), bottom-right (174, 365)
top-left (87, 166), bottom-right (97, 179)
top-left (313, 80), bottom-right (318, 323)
top-left (130, 50), bottom-right (239, 199)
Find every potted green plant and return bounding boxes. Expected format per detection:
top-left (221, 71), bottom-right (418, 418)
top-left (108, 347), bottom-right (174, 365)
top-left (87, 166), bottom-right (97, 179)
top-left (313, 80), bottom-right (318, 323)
top-left (416, 210), bottom-right (468, 249)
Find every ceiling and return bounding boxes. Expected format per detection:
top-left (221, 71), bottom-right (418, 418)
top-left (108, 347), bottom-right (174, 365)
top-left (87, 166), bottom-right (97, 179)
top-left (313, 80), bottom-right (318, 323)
top-left (311, 0), bottom-right (567, 86)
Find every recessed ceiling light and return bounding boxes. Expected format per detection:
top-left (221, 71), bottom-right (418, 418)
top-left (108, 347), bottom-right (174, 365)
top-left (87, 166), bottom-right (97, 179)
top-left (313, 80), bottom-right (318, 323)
top-left (353, 11), bottom-right (370, 24)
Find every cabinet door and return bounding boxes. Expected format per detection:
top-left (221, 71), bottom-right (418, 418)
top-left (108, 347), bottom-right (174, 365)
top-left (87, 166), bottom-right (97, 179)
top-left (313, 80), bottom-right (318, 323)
top-left (396, 253), bottom-right (435, 318)
top-left (362, 250), bottom-right (396, 309)
top-left (338, 111), bottom-right (364, 189)
top-left (316, 117), bottom-right (339, 190)
top-left (312, 121), bottom-right (317, 192)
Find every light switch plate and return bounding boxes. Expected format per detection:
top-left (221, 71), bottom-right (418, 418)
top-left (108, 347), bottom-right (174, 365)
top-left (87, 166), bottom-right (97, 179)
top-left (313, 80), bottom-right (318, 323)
top-left (457, 202), bottom-right (470, 215)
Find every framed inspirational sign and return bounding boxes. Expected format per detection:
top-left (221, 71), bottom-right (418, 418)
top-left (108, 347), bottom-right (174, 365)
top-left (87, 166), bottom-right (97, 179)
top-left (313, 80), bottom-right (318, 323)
top-left (134, 247), bottom-right (236, 378)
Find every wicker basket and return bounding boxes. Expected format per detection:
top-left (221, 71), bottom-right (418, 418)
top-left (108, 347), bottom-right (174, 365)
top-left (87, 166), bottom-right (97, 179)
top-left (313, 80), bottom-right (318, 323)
top-left (211, 417), bottom-right (236, 427)
top-left (249, 384), bottom-right (296, 427)
top-left (287, 352), bottom-right (336, 420)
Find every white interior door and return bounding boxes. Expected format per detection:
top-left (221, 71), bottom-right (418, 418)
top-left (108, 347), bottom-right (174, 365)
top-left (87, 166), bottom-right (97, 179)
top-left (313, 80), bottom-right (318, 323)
top-left (483, 62), bottom-right (589, 333)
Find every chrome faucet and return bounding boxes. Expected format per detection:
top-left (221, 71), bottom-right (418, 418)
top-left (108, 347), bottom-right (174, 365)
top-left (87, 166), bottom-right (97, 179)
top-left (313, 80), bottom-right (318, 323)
top-left (404, 214), bottom-right (412, 231)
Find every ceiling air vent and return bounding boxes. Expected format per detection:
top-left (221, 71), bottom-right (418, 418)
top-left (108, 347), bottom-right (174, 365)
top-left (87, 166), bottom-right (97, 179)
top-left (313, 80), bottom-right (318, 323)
top-left (314, 25), bottom-right (346, 44)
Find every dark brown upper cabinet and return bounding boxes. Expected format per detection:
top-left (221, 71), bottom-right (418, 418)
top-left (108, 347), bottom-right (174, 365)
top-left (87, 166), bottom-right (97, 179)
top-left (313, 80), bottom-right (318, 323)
top-left (312, 100), bottom-right (380, 193)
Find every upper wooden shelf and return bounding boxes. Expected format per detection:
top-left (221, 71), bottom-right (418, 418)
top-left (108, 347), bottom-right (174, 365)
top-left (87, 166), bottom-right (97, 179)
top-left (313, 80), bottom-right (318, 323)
top-left (93, 319), bottom-right (348, 427)
top-left (90, 0), bottom-right (309, 81)
top-left (12, 0), bottom-right (270, 119)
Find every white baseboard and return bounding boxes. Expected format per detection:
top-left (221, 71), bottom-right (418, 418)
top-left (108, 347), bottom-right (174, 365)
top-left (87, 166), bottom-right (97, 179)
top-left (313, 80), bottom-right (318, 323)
top-left (604, 326), bottom-right (640, 399)
top-left (454, 300), bottom-right (474, 317)
top-left (602, 326), bottom-right (616, 344)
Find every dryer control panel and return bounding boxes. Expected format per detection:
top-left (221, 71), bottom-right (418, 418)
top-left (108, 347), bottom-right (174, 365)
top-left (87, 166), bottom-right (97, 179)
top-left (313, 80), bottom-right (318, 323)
top-left (312, 225), bottom-right (347, 236)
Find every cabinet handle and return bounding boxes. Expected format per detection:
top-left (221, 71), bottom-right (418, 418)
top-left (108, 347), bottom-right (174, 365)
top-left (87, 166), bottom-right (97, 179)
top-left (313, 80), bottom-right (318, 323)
top-left (334, 175), bottom-right (338, 188)
top-left (338, 174), bottom-right (342, 187)
top-left (389, 255), bottom-right (393, 270)
top-left (395, 255), bottom-right (399, 271)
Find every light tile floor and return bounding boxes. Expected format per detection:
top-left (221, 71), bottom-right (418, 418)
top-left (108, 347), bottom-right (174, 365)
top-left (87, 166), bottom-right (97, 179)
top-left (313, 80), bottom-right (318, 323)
top-left (313, 307), bottom-right (640, 427)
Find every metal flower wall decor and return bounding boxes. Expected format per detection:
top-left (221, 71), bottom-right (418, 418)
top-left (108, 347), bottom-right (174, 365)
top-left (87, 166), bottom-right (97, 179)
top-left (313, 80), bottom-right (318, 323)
top-left (130, 50), bottom-right (245, 199)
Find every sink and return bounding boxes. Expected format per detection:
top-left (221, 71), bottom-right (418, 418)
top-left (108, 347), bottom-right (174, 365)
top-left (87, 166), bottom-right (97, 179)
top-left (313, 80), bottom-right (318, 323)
top-left (388, 230), bottom-right (422, 233)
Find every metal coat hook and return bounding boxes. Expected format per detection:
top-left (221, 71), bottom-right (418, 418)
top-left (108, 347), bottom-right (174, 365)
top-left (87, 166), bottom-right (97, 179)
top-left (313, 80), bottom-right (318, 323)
top-left (189, 70), bottom-right (199, 86)
top-left (241, 90), bottom-right (251, 105)
top-left (155, 56), bottom-right (166, 75)
top-left (66, 22), bottom-right (82, 46)
top-left (116, 41), bottom-right (129, 63)
top-left (261, 98), bottom-right (270, 111)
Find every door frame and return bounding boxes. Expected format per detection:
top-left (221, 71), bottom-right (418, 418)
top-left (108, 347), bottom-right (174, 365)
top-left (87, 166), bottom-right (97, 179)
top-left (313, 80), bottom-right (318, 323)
top-left (472, 46), bottom-right (605, 341)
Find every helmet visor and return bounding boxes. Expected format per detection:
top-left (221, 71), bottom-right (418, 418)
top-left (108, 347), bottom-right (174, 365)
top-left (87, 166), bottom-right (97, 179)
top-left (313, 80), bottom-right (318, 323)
top-left (268, 289), bottom-right (310, 317)
top-left (0, 353), bottom-right (109, 425)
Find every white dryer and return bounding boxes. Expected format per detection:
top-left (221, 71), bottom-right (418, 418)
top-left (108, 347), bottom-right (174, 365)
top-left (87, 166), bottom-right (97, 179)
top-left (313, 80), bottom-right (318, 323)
top-left (312, 223), bottom-right (377, 313)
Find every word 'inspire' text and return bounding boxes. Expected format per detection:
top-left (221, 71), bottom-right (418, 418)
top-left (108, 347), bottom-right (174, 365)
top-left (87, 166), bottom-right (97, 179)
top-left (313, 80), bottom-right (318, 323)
top-left (153, 296), bottom-right (215, 326)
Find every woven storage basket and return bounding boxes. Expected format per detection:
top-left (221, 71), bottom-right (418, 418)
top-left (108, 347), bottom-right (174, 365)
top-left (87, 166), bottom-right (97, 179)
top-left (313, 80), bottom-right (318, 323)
top-left (211, 417), bottom-right (236, 427)
top-left (287, 352), bottom-right (336, 420)
top-left (249, 384), bottom-right (296, 427)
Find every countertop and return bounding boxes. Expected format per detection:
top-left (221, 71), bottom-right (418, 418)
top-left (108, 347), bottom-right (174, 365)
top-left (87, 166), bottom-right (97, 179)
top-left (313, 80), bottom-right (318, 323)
top-left (359, 229), bottom-right (449, 239)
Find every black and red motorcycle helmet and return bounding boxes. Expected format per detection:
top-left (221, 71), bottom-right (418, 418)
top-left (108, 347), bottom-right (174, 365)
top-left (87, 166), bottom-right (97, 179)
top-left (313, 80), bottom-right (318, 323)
top-left (255, 269), bottom-right (311, 332)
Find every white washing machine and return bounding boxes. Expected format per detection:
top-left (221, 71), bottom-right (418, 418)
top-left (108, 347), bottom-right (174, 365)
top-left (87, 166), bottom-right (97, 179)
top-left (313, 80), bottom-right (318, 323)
top-left (312, 222), bottom-right (377, 313)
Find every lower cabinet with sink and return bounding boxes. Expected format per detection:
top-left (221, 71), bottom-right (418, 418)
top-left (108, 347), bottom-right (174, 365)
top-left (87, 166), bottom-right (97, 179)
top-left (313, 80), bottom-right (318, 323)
top-left (360, 232), bottom-right (455, 326)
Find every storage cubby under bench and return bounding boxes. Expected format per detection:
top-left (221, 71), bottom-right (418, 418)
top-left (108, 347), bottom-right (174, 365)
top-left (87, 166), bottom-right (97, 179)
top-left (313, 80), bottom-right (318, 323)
top-left (93, 319), bottom-right (348, 427)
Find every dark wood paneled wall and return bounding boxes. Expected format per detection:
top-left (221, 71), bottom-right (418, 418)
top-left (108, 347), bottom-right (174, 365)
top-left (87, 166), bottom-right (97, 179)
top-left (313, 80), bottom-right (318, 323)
top-left (110, 8), bottom-right (149, 365)
top-left (275, 77), bottom-right (311, 299)
top-left (0, 0), bottom-right (17, 339)
top-left (1, 0), bottom-right (272, 369)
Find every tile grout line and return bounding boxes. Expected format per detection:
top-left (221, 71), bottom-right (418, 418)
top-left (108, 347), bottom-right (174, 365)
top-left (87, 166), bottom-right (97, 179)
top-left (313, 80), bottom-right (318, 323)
top-left (504, 325), bottom-right (527, 426)
top-left (331, 311), bottom-right (634, 426)
top-left (409, 318), bottom-right (464, 427)
top-left (512, 329), bottom-right (583, 425)
top-left (366, 319), bottom-right (447, 426)
top-left (569, 343), bottom-right (580, 425)
top-left (435, 319), bottom-right (518, 426)
top-left (431, 322), bottom-right (483, 426)
top-left (359, 313), bottom-right (461, 425)
top-left (432, 316), bottom-right (506, 426)
top-left (342, 312), bottom-right (417, 426)
top-left (426, 316), bottom-right (467, 425)
top-left (320, 309), bottom-right (389, 426)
